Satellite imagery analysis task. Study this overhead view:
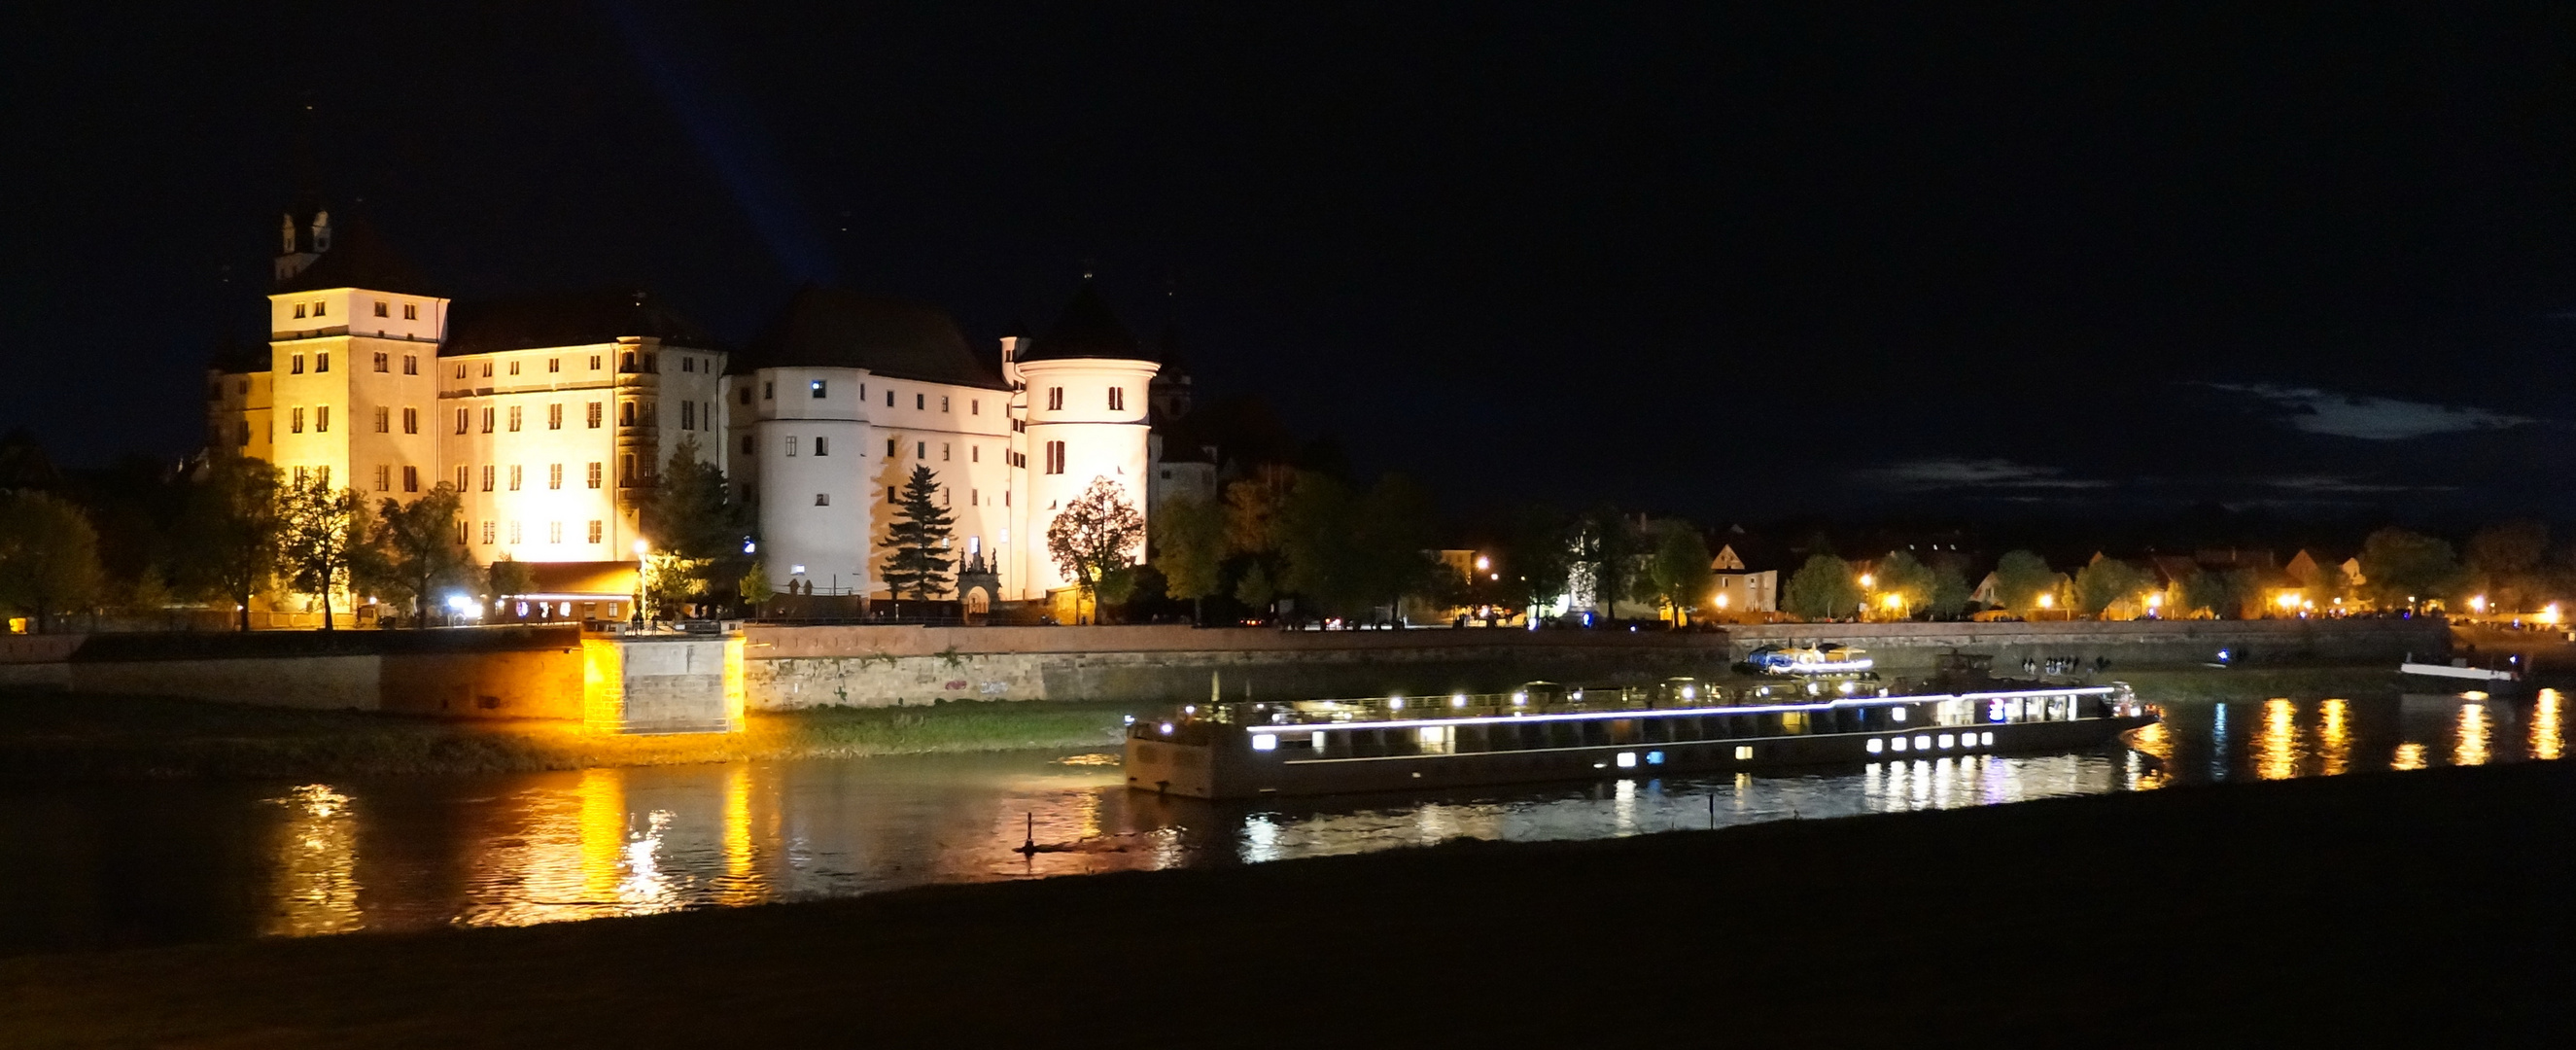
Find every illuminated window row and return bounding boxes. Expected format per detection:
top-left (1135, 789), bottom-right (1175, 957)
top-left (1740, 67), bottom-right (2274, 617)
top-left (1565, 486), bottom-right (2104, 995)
top-left (1864, 731), bottom-right (1996, 755)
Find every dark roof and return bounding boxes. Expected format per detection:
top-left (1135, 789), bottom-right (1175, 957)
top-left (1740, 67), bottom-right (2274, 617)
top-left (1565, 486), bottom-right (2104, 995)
top-left (1018, 282), bottom-right (1151, 363)
top-left (272, 214), bottom-right (436, 296)
top-left (443, 290), bottom-right (720, 357)
top-left (739, 287), bottom-right (1005, 389)
top-left (208, 337), bottom-right (268, 373)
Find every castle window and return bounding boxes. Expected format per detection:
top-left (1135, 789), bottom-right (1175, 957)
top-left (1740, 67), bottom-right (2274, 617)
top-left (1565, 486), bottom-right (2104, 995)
top-left (644, 353), bottom-right (657, 372)
top-left (403, 303), bottom-right (418, 321)
top-left (785, 436), bottom-right (798, 457)
top-left (481, 407), bottom-right (495, 434)
top-left (887, 438), bottom-right (896, 456)
top-left (681, 402), bottom-right (696, 430)
top-left (587, 462), bottom-right (603, 489)
top-left (547, 403), bottom-right (563, 430)
top-left (509, 521), bottom-right (522, 544)
top-left (916, 441), bottom-right (925, 459)
top-left (507, 405), bottom-right (522, 433)
top-left (941, 396), bottom-right (950, 412)
top-left (1044, 440), bottom-right (1065, 474)
top-left (315, 405), bottom-right (330, 433)
top-left (455, 364), bottom-right (467, 379)
top-left (374, 301), bottom-right (389, 318)
top-left (763, 381), bottom-right (774, 400)
top-left (509, 466), bottom-right (522, 492)
top-left (316, 353), bottom-right (330, 373)
top-left (942, 442), bottom-right (950, 461)
top-left (373, 406), bottom-right (390, 433)
top-left (804, 379), bottom-right (825, 399)
top-left (972, 446), bottom-right (979, 463)
top-left (402, 355), bottom-right (417, 375)
top-left (294, 303), bottom-right (306, 320)
top-left (457, 466), bottom-right (469, 490)
top-left (375, 465), bottom-right (391, 491)
top-left (916, 393), bottom-right (925, 410)
top-left (549, 521), bottom-right (563, 544)
top-left (888, 486), bottom-right (897, 501)
top-left (480, 466), bottom-right (495, 492)
top-left (815, 437), bottom-right (829, 456)
top-left (739, 387), bottom-right (751, 405)
top-left (740, 435), bottom-right (753, 455)
top-left (816, 493), bottom-right (830, 507)
top-left (886, 389), bottom-right (895, 406)
top-left (508, 361), bottom-right (521, 376)
top-left (480, 362), bottom-right (492, 378)
top-left (372, 352), bottom-right (389, 372)
top-left (683, 358), bottom-right (696, 373)
top-left (291, 355), bottom-right (304, 374)
top-left (588, 354), bottom-right (601, 370)
top-left (620, 454), bottom-right (635, 486)
top-left (587, 520), bottom-right (603, 543)
top-left (620, 402), bottom-right (635, 426)
top-left (237, 423), bottom-right (250, 447)
top-left (1108, 387), bottom-right (1125, 411)
top-left (455, 408), bottom-right (469, 435)
top-left (1047, 387), bottom-right (1063, 411)
top-left (455, 519), bottom-right (468, 544)
top-left (548, 464), bottom-right (563, 490)
top-left (548, 358), bottom-right (560, 373)
top-left (312, 300), bottom-right (326, 317)
top-left (621, 352), bottom-right (636, 372)
top-left (971, 399), bottom-right (979, 415)
top-left (294, 467), bottom-right (307, 485)
top-left (970, 488), bottom-right (978, 506)
top-left (481, 521), bottom-right (496, 545)
top-left (587, 402), bottom-right (603, 429)
top-left (401, 466), bottom-right (418, 493)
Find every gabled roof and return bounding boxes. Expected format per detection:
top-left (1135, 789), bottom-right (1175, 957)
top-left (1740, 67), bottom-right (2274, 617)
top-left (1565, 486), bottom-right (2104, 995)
top-left (444, 290), bottom-right (719, 357)
top-left (272, 214), bottom-right (436, 296)
top-left (738, 287), bottom-right (1006, 389)
top-left (1018, 282), bottom-right (1150, 363)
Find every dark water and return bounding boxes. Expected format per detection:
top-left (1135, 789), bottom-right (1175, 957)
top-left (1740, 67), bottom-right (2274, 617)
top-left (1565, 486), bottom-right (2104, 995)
top-left (0, 687), bottom-right (2561, 956)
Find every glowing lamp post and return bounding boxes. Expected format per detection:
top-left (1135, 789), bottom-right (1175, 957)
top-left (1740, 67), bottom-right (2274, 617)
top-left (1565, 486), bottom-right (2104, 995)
top-left (633, 540), bottom-right (650, 625)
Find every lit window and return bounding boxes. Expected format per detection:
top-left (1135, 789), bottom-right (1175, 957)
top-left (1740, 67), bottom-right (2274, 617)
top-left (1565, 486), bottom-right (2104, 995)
top-left (1980, 732), bottom-right (1994, 746)
top-left (587, 520), bottom-right (603, 543)
top-left (1251, 734), bottom-right (1276, 752)
top-left (1866, 738), bottom-right (1884, 754)
top-left (1891, 737), bottom-right (1908, 752)
top-left (811, 379), bottom-right (826, 399)
top-left (1615, 752), bottom-right (1637, 768)
top-left (1938, 734), bottom-right (1955, 749)
top-left (1733, 746), bottom-right (1754, 759)
top-left (1914, 735), bottom-right (1932, 751)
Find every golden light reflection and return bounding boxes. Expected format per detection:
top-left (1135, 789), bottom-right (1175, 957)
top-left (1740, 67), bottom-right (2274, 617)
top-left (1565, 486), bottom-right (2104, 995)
top-left (2256, 698), bottom-right (2297, 781)
top-left (2534, 689), bottom-right (2563, 761)
top-left (2392, 742), bottom-right (2427, 771)
top-left (2317, 698), bottom-right (2350, 777)
top-left (578, 768), bottom-right (626, 901)
top-left (718, 764), bottom-right (758, 903)
top-left (2127, 719), bottom-right (2172, 764)
top-left (2454, 704), bottom-right (2491, 767)
top-left (264, 784), bottom-right (363, 937)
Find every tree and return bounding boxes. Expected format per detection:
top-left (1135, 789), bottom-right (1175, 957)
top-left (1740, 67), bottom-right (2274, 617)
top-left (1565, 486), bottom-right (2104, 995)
top-left (879, 465), bottom-right (957, 601)
top-left (1274, 472), bottom-right (1365, 615)
top-left (1569, 505), bottom-right (1645, 616)
top-left (275, 472), bottom-right (366, 631)
top-left (1151, 492), bottom-right (1226, 624)
top-left (1782, 554), bottom-right (1862, 620)
top-left (2465, 520), bottom-right (2550, 611)
top-left (2073, 558), bottom-right (2154, 617)
top-left (1642, 519), bottom-right (1714, 624)
top-left (644, 437), bottom-right (748, 611)
top-left (1508, 504), bottom-right (1575, 616)
top-left (171, 457), bottom-right (280, 632)
top-left (2359, 527), bottom-right (2467, 610)
top-left (369, 484), bottom-right (474, 625)
top-left (486, 555), bottom-right (538, 600)
top-left (2177, 570), bottom-right (2231, 618)
top-left (1234, 561), bottom-right (1276, 616)
top-left (0, 491), bottom-right (105, 633)
top-left (739, 559), bottom-right (775, 610)
top-left (1926, 563), bottom-right (1971, 618)
top-left (1046, 476), bottom-right (1146, 623)
top-left (1871, 550), bottom-right (1936, 619)
top-left (1992, 550), bottom-right (2058, 617)
top-left (2219, 568), bottom-right (2266, 618)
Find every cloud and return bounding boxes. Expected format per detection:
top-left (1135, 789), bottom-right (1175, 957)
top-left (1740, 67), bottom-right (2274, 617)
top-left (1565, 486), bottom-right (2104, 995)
top-left (1854, 458), bottom-right (2111, 492)
top-left (2203, 383), bottom-right (2537, 440)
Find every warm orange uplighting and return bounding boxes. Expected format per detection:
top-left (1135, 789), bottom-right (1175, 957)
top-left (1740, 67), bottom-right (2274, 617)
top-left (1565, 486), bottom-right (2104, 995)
top-left (1881, 593), bottom-right (1903, 611)
top-left (2036, 593), bottom-right (2054, 610)
top-left (2539, 604), bottom-right (2562, 627)
top-left (2469, 594), bottom-right (2489, 613)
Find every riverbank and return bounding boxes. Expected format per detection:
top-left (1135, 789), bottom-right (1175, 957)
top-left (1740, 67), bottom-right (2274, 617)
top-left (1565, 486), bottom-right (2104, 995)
top-left (2112, 663), bottom-right (2416, 702)
top-left (4, 759), bottom-right (2567, 1045)
top-left (0, 690), bottom-right (1130, 781)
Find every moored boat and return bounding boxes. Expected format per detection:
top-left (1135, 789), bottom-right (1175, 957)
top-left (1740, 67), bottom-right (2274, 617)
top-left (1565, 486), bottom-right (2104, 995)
top-left (1124, 673), bottom-right (2157, 799)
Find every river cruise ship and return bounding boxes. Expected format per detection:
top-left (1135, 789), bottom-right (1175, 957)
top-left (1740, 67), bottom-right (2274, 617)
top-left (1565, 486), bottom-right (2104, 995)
top-left (1125, 674), bottom-right (2156, 799)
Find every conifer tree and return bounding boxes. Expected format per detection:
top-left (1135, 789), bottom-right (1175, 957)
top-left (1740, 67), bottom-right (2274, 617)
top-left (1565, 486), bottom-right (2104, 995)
top-left (880, 465), bottom-right (957, 601)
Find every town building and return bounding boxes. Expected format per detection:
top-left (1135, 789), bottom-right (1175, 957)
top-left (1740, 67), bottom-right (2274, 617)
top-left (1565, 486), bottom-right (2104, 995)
top-left (206, 205), bottom-right (1186, 613)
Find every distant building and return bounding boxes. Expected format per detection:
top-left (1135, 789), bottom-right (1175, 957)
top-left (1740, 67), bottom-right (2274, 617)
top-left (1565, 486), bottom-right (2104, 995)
top-left (206, 204), bottom-right (1198, 612)
top-left (1709, 542), bottom-right (1778, 615)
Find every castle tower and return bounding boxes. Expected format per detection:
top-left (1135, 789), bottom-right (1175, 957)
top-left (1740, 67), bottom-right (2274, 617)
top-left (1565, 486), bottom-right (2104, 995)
top-left (261, 207), bottom-right (445, 504)
top-left (1010, 283), bottom-right (1160, 607)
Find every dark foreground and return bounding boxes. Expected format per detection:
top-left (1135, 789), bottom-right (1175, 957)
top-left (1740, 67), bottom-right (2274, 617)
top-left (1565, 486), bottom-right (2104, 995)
top-left (5, 761), bottom-right (2573, 1047)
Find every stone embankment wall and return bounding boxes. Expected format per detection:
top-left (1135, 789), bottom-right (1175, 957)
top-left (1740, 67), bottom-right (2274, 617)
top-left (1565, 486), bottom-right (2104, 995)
top-left (1727, 617), bottom-right (2449, 674)
top-left (1, 629), bottom-right (586, 718)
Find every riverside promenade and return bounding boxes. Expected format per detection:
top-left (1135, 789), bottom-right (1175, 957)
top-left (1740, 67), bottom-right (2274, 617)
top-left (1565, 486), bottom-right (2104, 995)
top-left (5, 759), bottom-right (2567, 1045)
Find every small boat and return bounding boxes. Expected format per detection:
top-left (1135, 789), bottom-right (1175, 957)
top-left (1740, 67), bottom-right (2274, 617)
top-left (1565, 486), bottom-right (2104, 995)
top-left (2399, 658), bottom-right (2520, 682)
top-left (1124, 674), bottom-right (2157, 800)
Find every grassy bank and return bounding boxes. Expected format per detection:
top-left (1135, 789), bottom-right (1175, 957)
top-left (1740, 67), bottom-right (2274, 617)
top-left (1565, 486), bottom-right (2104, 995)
top-left (0, 691), bottom-right (1131, 781)
top-left (5, 760), bottom-right (2569, 1045)
top-left (2112, 663), bottom-right (2416, 702)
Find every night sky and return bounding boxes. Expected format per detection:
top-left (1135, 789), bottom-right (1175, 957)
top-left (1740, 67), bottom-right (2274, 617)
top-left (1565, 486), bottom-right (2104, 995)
top-left (10, 3), bottom-right (2576, 523)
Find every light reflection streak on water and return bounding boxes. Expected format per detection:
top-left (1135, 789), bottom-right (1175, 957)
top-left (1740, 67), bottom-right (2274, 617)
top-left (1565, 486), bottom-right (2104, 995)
top-left (263, 785), bottom-right (362, 937)
top-left (2392, 742), bottom-right (2427, 771)
top-left (2209, 703), bottom-right (2231, 782)
top-left (2454, 704), bottom-right (2491, 767)
top-left (2257, 698), bottom-right (2298, 781)
top-left (2532, 689), bottom-right (2562, 761)
top-left (2318, 699), bottom-right (2350, 777)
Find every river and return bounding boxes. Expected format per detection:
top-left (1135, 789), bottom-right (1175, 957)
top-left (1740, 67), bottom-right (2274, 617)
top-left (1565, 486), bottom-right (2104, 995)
top-left (1, 687), bottom-right (2560, 956)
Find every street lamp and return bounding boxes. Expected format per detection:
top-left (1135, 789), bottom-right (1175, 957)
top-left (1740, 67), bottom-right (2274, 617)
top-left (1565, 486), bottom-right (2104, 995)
top-left (633, 539), bottom-right (650, 625)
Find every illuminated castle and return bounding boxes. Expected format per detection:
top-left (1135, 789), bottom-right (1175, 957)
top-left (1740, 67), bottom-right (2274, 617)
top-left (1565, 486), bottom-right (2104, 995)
top-left (207, 206), bottom-right (1193, 611)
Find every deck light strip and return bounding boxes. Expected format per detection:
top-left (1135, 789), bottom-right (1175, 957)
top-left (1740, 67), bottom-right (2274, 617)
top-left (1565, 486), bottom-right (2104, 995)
top-left (1242, 686), bottom-right (2116, 737)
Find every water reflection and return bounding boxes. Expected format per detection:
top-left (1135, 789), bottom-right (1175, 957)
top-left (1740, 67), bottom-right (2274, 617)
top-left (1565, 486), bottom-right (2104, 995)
top-left (4, 685), bottom-right (2571, 957)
